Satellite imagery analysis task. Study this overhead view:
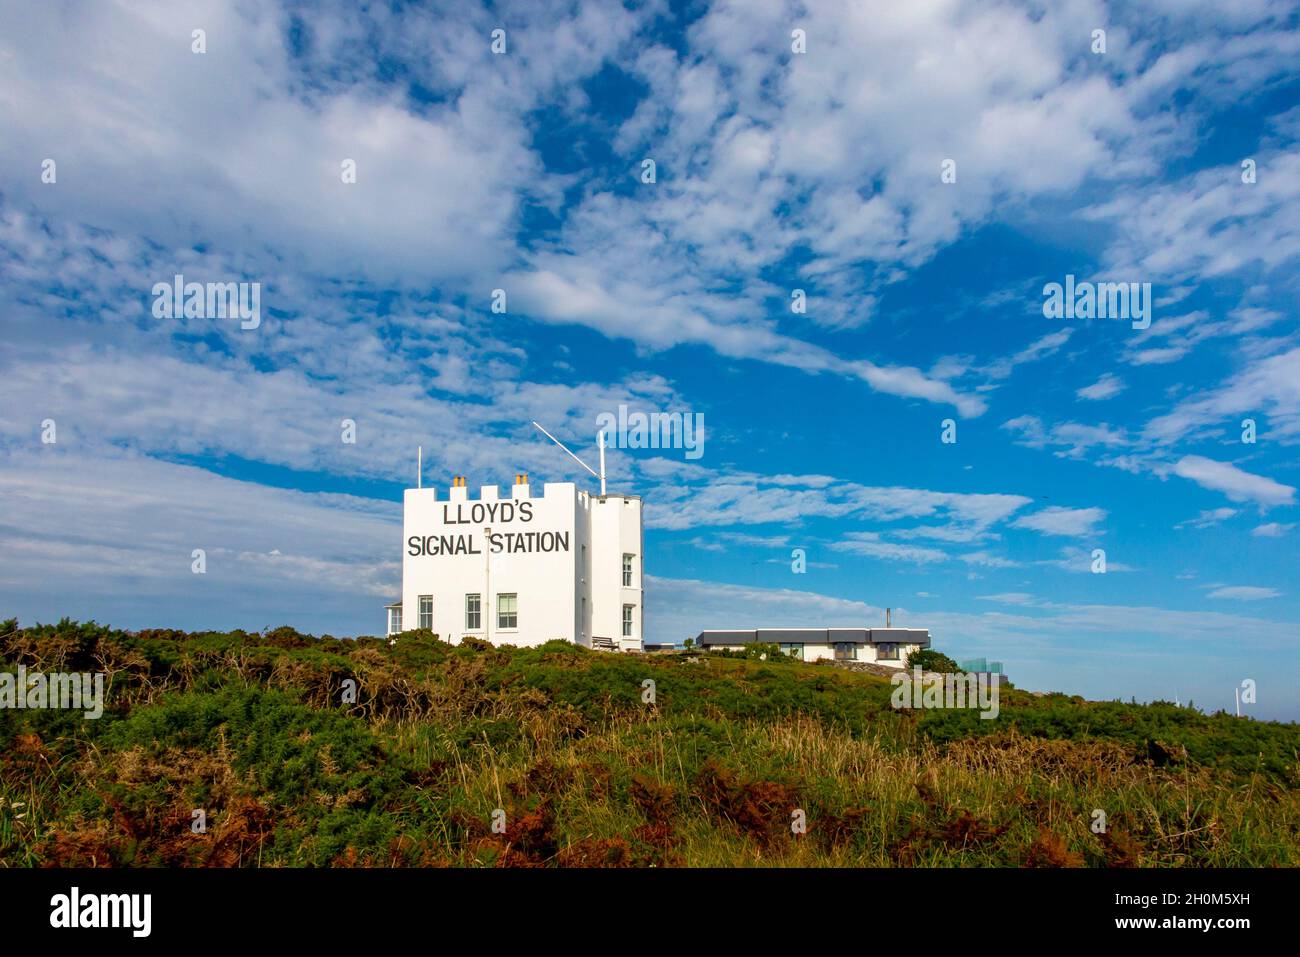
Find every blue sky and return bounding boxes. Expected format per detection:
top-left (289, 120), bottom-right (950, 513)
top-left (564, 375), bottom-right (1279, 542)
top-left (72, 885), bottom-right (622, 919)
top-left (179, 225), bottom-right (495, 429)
top-left (1, 0), bottom-right (1297, 719)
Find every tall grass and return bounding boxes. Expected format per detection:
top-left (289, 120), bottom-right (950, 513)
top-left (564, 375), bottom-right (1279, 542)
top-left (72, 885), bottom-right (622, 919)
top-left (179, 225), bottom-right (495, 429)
top-left (1, 619), bottom-right (1296, 867)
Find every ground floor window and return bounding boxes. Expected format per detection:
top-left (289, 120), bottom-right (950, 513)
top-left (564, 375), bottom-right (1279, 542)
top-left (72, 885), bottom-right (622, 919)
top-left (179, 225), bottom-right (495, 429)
top-left (834, 642), bottom-right (856, 660)
top-left (418, 595), bottom-right (433, 630)
top-left (388, 607), bottom-right (402, 635)
top-left (466, 593), bottom-right (481, 631)
top-left (622, 604), bottom-right (634, 637)
top-left (780, 642), bottom-right (804, 660)
top-left (498, 593), bottom-right (518, 630)
top-left (876, 643), bottom-right (899, 661)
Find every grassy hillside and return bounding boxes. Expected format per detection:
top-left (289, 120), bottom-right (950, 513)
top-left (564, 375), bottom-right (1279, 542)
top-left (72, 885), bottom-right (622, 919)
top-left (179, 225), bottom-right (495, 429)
top-left (2, 619), bottom-right (1296, 867)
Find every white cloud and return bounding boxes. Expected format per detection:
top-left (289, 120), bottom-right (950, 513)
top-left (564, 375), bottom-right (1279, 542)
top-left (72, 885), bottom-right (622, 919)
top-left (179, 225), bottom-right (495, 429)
top-left (829, 533), bottom-right (948, 564)
top-left (508, 257), bottom-right (988, 416)
top-left (1038, 546), bottom-right (1134, 574)
top-left (644, 471), bottom-right (1031, 534)
top-left (1252, 522), bottom-right (1294, 537)
top-left (1205, 585), bottom-right (1281, 600)
top-left (1002, 415), bottom-right (1129, 459)
top-left (0, 1), bottom-right (573, 285)
top-left (1011, 506), bottom-right (1107, 537)
top-left (976, 592), bottom-right (1040, 606)
top-left (1077, 373), bottom-right (1126, 401)
top-left (1121, 307), bottom-right (1286, 369)
top-left (1145, 348), bottom-right (1300, 446)
top-left (1089, 150), bottom-right (1300, 284)
top-left (1172, 455), bottom-right (1296, 507)
top-left (959, 551), bottom-right (1022, 569)
top-left (982, 330), bottom-right (1075, 380)
top-left (1175, 507), bottom-right (1238, 529)
top-left (0, 328), bottom-right (682, 490)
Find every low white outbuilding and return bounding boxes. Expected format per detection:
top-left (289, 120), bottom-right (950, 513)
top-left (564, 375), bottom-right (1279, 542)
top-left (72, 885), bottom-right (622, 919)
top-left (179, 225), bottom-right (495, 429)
top-left (693, 627), bottom-right (930, 667)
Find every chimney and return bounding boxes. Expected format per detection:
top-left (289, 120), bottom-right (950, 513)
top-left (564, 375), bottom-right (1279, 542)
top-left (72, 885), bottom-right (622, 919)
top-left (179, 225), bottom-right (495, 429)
top-left (452, 475), bottom-right (466, 488)
top-left (515, 473), bottom-right (529, 485)
top-left (886, 607), bottom-right (891, 628)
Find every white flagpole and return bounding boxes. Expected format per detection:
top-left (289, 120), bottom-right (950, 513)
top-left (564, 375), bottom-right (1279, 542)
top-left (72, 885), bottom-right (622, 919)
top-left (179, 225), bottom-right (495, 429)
top-left (598, 430), bottom-right (607, 496)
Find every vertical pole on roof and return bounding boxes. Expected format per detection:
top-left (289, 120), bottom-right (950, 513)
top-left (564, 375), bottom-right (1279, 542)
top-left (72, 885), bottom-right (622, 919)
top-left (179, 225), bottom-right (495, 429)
top-left (417, 446), bottom-right (422, 489)
top-left (598, 429), bottom-right (607, 497)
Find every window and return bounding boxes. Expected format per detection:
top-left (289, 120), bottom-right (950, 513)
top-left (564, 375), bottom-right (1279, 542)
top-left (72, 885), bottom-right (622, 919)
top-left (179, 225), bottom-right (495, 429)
top-left (780, 643), bottom-right (804, 661)
top-left (388, 607), bottom-right (402, 635)
top-left (876, 643), bottom-right (899, 661)
top-left (418, 595), bottom-right (433, 630)
top-left (622, 604), bottom-right (634, 637)
top-left (498, 593), bottom-right (518, 630)
top-left (622, 553), bottom-right (634, 587)
top-left (465, 594), bottom-right (481, 631)
top-left (834, 642), bottom-right (856, 661)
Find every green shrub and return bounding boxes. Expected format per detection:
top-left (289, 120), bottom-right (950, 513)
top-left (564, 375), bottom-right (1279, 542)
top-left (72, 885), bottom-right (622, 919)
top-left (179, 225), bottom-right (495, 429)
top-left (908, 649), bottom-right (962, 672)
top-left (2, 618), bottom-right (1296, 868)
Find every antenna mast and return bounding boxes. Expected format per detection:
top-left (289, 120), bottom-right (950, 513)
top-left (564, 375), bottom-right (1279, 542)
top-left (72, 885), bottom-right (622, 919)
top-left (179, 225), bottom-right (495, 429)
top-left (598, 429), bottom-right (607, 496)
top-left (531, 421), bottom-right (606, 494)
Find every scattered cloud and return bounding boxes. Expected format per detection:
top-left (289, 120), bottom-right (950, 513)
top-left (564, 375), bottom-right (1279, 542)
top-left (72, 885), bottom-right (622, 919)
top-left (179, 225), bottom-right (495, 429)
top-left (1011, 506), bottom-right (1107, 537)
top-left (1205, 585), bottom-right (1281, 601)
top-left (1077, 373), bottom-right (1126, 401)
top-left (1176, 507), bottom-right (1238, 529)
top-left (1252, 522), bottom-right (1294, 537)
top-left (1172, 455), bottom-right (1296, 507)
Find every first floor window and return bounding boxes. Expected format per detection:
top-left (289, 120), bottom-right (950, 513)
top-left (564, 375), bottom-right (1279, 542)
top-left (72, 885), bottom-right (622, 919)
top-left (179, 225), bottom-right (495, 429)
top-left (466, 593), bottom-right (481, 631)
top-left (876, 643), bottom-right (899, 661)
top-left (498, 593), bottom-right (518, 629)
top-left (418, 595), bottom-right (433, 630)
top-left (834, 642), bottom-right (856, 661)
top-left (622, 553), bottom-right (634, 587)
top-left (780, 642), bottom-right (804, 660)
top-left (622, 604), bottom-right (634, 637)
top-left (388, 607), bottom-right (402, 635)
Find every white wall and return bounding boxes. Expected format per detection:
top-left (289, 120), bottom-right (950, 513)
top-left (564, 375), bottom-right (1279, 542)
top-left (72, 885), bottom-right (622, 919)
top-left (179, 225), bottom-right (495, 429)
top-left (590, 495), bottom-right (643, 651)
top-left (399, 481), bottom-right (642, 651)
top-left (402, 481), bottom-right (577, 647)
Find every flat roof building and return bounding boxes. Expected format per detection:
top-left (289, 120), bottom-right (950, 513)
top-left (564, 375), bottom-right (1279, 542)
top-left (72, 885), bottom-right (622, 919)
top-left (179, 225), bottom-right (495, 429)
top-left (387, 474), bottom-right (643, 652)
top-left (694, 627), bottom-right (930, 667)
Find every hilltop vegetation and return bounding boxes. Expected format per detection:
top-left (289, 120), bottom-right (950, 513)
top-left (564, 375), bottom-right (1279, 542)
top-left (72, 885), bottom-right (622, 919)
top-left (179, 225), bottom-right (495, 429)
top-left (1, 619), bottom-right (1296, 867)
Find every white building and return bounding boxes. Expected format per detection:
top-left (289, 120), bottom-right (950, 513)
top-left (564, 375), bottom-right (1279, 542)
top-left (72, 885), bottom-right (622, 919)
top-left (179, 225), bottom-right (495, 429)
top-left (386, 474), bottom-right (643, 652)
top-left (693, 627), bottom-right (930, 667)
